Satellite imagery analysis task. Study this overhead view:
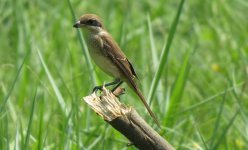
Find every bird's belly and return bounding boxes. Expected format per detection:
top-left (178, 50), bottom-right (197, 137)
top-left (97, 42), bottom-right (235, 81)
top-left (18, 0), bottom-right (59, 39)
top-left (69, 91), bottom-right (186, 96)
top-left (89, 47), bottom-right (121, 78)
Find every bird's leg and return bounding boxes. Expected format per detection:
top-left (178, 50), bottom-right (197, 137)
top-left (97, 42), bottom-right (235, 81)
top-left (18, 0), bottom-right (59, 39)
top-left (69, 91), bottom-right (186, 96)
top-left (92, 79), bottom-right (121, 93)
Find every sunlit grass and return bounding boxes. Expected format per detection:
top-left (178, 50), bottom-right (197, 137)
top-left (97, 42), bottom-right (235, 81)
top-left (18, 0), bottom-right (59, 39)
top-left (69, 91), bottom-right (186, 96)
top-left (0, 0), bottom-right (247, 149)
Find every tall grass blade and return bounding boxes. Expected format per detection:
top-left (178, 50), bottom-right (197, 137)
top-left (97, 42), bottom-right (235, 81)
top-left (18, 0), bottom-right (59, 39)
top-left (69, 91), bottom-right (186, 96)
top-left (14, 123), bottom-right (19, 150)
top-left (164, 49), bottom-right (191, 127)
top-left (147, 14), bottom-right (159, 67)
top-left (179, 82), bottom-right (244, 114)
top-left (209, 90), bottom-right (227, 148)
top-left (191, 116), bottom-right (208, 150)
top-left (24, 88), bottom-right (37, 149)
top-left (0, 55), bottom-right (26, 113)
top-left (37, 95), bottom-right (44, 150)
top-left (212, 110), bottom-right (240, 149)
top-left (147, 14), bottom-right (164, 104)
top-left (66, 0), bottom-right (97, 86)
top-left (37, 48), bottom-right (68, 114)
top-left (148, 0), bottom-right (185, 104)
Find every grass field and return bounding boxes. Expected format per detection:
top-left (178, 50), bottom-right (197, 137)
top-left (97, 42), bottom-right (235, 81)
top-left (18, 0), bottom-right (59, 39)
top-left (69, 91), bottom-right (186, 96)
top-left (1, 0), bottom-right (248, 149)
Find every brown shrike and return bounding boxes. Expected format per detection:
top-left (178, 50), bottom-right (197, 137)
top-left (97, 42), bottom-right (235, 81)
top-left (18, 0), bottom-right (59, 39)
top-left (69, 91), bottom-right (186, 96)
top-left (73, 14), bottom-right (160, 127)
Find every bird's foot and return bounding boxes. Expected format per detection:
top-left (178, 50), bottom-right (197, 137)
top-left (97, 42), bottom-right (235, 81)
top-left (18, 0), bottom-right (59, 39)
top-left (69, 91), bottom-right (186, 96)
top-left (92, 85), bottom-right (103, 93)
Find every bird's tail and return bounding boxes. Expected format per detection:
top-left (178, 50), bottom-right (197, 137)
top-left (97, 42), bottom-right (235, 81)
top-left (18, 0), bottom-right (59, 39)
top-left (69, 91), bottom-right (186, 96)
top-left (125, 77), bottom-right (160, 128)
top-left (124, 76), bottom-right (160, 128)
top-left (134, 87), bottom-right (161, 128)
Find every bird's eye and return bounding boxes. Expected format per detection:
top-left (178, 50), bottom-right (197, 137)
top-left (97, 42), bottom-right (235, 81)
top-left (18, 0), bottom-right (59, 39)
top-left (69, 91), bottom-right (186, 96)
top-left (87, 19), bottom-right (94, 24)
top-left (87, 19), bottom-right (101, 27)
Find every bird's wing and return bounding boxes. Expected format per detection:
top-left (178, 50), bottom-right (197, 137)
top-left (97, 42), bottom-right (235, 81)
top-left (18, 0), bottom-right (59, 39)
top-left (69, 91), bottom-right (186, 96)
top-left (100, 34), bottom-right (138, 81)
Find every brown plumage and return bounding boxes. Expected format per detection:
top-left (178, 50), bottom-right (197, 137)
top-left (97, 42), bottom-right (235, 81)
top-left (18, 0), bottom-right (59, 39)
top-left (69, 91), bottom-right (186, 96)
top-left (74, 14), bottom-right (160, 128)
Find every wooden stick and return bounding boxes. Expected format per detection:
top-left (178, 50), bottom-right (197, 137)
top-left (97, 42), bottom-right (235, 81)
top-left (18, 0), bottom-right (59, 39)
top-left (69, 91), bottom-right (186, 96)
top-left (83, 87), bottom-right (174, 150)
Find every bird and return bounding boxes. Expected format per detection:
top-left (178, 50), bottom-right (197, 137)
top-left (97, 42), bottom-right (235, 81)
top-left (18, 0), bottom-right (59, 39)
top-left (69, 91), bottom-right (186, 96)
top-left (73, 14), bottom-right (160, 128)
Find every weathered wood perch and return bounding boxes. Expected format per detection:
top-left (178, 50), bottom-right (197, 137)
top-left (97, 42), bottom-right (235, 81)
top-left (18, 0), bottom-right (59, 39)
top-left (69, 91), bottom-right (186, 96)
top-left (83, 87), bottom-right (174, 150)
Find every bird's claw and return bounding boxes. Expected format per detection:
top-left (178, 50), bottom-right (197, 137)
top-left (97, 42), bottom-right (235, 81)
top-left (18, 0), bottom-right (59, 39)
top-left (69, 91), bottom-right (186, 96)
top-left (92, 86), bottom-right (103, 93)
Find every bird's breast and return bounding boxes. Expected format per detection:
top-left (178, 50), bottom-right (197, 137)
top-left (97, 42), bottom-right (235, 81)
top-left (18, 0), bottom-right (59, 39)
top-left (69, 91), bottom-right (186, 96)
top-left (86, 36), bottom-right (122, 78)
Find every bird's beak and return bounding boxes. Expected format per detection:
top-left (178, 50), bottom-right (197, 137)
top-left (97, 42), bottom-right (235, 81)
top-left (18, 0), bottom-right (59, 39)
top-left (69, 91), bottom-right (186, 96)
top-left (73, 21), bottom-right (81, 28)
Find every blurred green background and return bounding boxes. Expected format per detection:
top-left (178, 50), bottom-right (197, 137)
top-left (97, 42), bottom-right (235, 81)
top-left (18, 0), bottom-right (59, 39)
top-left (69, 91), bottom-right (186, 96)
top-left (1, 0), bottom-right (247, 149)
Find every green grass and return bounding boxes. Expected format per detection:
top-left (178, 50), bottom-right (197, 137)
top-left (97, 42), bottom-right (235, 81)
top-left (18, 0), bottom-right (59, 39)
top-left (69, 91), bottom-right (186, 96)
top-left (1, 0), bottom-right (248, 149)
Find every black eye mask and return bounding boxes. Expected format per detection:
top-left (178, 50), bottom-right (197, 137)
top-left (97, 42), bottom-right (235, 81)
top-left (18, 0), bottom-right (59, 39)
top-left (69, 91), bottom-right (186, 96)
top-left (81, 19), bottom-right (102, 27)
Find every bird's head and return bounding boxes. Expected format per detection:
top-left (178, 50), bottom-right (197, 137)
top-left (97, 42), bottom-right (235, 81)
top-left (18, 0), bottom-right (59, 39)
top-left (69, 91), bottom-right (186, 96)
top-left (73, 14), bottom-right (104, 34)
